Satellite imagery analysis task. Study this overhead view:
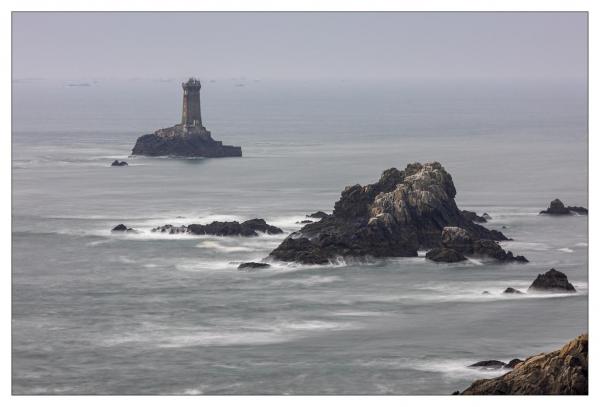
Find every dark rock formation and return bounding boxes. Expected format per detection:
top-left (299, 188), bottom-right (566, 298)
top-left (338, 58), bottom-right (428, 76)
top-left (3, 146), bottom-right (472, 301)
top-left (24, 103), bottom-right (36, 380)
top-left (238, 262), bottom-right (271, 270)
top-left (296, 220), bottom-right (313, 224)
top-left (461, 210), bottom-right (487, 223)
top-left (426, 226), bottom-right (528, 263)
top-left (111, 160), bottom-right (128, 166)
top-left (567, 206), bottom-right (588, 215)
top-left (469, 360), bottom-right (507, 369)
top-left (132, 125), bottom-right (242, 158)
top-left (482, 212), bottom-right (492, 220)
top-left (482, 291), bottom-right (491, 295)
top-left (269, 162), bottom-right (508, 264)
top-left (152, 219), bottom-right (283, 237)
top-left (507, 359), bottom-right (524, 369)
top-left (528, 268), bottom-right (576, 292)
top-left (307, 211), bottom-right (329, 219)
top-left (503, 287), bottom-right (524, 294)
top-left (425, 247), bottom-right (466, 263)
top-left (111, 224), bottom-right (136, 233)
top-left (460, 334), bottom-right (588, 395)
top-left (540, 199), bottom-right (588, 215)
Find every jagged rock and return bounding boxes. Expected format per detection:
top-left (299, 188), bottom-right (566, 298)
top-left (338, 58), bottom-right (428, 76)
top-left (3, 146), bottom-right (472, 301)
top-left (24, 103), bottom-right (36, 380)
top-left (482, 212), bottom-right (492, 220)
top-left (528, 268), bottom-right (576, 292)
top-left (539, 199), bottom-right (587, 215)
top-left (469, 360), bottom-right (507, 369)
top-left (460, 334), bottom-right (588, 395)
top-left (111, 224), bottom-right (136, 233)
top-left (507, 359), bottom-right (524, 369)
top-left (503, 287), bottom-right (524, 294)
top-left (111, 160), bottom-right (128, 166)
top-left (432, 226), bottom-right (527, 263)
top-left (425, 247), bottom-right (466, 263)
top-left (269, 162), bottom-right (508, 264)
top-left (307, 211), bottom-right (329, 219)
top-left (461, 210), bottom-right (487, 223)
top-left (238, 262), bottom-right (271, 270)
top-left (151, 219), bottom-right (283, 237)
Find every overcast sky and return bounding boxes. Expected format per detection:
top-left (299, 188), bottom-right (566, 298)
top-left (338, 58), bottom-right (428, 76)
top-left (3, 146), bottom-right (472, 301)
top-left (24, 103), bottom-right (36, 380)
top-left (12, 12), bottom-right (587, 82)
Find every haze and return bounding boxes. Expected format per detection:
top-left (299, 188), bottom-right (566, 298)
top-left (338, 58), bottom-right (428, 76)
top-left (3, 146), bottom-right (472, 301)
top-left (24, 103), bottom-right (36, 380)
top-left (12, 12), bottom-right (587, 83)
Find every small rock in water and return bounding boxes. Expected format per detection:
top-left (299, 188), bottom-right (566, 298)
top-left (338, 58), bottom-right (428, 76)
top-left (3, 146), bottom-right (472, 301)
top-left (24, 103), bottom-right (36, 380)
top-left (238, 262), bottom-right (271, 270)
top-left (296, 219), bottom-right (313, 224)
top-left (111, 160), bottom-right (128, 166)
top-left (111, 224), bottom-right (136, 232)
top-left (539, 199), bottom-right (586, 215)
top-left (528, 268), bottom-right (576, 292)
top-left (306, 211), bottom-right (329, 219)
top-left (503, 287), bottom-right (524, 294)
top-left (482, 212), bottom-right (492, 220)
top-left (481, 291), bottom-right (491, 295)
top-left (469, 360), bottom-right (507, 369)
top-left (461, 210), bottom-right (488, 223)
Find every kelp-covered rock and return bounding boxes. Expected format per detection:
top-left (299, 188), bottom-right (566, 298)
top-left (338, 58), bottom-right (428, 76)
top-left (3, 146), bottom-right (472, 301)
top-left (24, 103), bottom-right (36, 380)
top-left (461, 334), bottom-right (588, 395)
top-left (270, 162), bottom-right (509, 264)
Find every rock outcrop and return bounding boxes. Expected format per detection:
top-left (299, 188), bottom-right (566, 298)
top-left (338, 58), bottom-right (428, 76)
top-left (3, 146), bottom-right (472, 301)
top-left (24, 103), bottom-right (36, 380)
top-left (469, 360), bottom-right (507, 369)
top-left (503, 287), bottom-right (524, 294)
top-left (269, 162), bottom-right (509, 264)
top-left (307, 211), bottom-right (329, 219)
top-left (151, 219), bottom-right (283, 237)
top-left (111, 160), bottom-right (128, 166)
top-left (540, 199), bottom-right (588, 215)
top-left (426, 226), bottom-right (528, 263)
top-left (132, 124), bottom-right (242, 158)
top-left (460, 334), bottom-right (588, 395)
top-left (528, 268), bottom-right (576, 292)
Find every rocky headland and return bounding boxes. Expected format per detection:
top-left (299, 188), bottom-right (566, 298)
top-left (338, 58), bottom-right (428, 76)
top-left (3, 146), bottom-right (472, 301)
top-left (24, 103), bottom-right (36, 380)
top-left (269, 162), bottom-right (509, 264)
top-left (460, 334), bottom-right (588, 395)
top-left (540, 199), bottom-right (588, 215)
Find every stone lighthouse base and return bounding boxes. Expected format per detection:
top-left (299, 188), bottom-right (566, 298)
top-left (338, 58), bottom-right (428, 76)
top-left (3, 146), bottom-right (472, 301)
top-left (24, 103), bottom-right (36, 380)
top-left (131, 124), bottom-right (242, 158)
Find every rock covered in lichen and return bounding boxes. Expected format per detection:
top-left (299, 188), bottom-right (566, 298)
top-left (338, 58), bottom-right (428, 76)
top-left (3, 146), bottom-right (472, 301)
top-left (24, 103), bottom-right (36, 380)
top-left (269, 162), bottom-right (508, 264)
top-left (461, 334), bottom-right (588, 395)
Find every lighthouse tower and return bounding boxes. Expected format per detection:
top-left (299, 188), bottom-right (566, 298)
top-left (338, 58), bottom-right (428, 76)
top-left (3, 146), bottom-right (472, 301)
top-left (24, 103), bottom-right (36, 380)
top-left (181, 78), bottom-right (203, 128)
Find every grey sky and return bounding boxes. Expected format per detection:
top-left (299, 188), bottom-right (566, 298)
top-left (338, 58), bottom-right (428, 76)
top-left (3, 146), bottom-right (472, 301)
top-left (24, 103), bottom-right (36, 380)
top-left (12, 12), bottom-right (587, 82)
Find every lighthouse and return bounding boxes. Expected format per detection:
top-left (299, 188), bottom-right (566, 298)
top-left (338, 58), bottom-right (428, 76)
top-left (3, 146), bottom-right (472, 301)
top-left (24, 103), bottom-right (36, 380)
top-left (181, 78), bottom-right (203, 128)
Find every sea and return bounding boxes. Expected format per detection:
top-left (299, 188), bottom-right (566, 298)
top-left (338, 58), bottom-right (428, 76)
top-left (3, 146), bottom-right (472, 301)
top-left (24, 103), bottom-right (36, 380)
top-left (11, 78), bottom-right (588, 394)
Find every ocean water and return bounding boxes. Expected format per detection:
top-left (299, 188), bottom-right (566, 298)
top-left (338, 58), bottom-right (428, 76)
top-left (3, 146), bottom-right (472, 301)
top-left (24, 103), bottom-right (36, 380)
top-left (12, 79), bottom-right (588, 394)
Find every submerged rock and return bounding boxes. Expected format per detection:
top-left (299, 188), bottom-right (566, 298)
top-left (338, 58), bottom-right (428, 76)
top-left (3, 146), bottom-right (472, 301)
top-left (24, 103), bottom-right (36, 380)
top-left (238, 262), bottom-right (271, 270)
top-left (503, 287), bottom-right (524, 294)
top-left (269, 162), bottom-right (509, 264)
top-left (296, 220), bottom-right (313, 224)
top-left (540, 199), bottom-right (587, 215)
top-left (460, 334), bottom-right (588, 395)
top-left (528, 268), bottom-right (576, 292)
top-left (425, 247), bottom-right (466, 263)
top-left (151, 219), bottom-right (283, 237)
top-left (111, 160), bottom-right (128, 166)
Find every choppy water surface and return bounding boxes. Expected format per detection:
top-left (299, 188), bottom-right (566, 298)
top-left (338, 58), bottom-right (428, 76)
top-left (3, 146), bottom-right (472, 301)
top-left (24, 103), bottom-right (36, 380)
top-left (12, 79), bottom-right (587, 394)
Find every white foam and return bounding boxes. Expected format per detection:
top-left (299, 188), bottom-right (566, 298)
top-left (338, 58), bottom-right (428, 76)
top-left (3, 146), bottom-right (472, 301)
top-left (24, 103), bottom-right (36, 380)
top-left (575, 242), bottom-right (588, 247)
top-left (558, 247), bottom-right (574, 253)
